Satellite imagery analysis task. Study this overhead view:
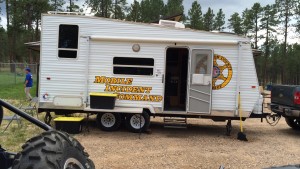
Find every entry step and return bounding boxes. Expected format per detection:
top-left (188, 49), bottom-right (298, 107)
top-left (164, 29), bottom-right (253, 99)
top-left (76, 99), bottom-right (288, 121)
top-left (163, 117), bottom-right (187, 129)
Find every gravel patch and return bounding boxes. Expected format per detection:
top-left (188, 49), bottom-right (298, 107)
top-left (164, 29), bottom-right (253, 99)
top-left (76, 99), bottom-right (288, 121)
top-left (75, 117), bottom-right (300, 169)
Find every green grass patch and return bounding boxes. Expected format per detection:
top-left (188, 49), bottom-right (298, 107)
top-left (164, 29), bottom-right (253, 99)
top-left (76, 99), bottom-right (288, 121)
top-left (0, 100), bottom-right (43, 152)
top-left (0, 83), bottom-right (37, 100)
top-left (0, 72), bottom-right (27, 85)
top-left (0, 73), bottom-right (37, 100)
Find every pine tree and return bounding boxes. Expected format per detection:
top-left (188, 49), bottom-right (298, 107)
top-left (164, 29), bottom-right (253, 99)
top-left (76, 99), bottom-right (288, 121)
top-left (49, 0), bottom-right (65, 11)
top-left (67, 0), bottom-right (79, 12)
top-left (140, 0), bottom-right (165, 23)
top-left (0, 0), bottom-right (2, 27)
top-left (165, 0), bottom-right (184, 16)
top-left (251, 3), bottom-right (262, 49)
top-left (260, 4), bottom-right (279, 86)
top-left (187, 0), bottom-right (203, 30)
top-left (203, 7), bottom-right (214, 31)
top-left (276, 0), bottom-right (298, 83)
top-left (112, 0), bottom-right (128, 19)
top-left (228, 12), bottom-right (243, 35)
top-left (241, 8), bottom-right (254, 36)
top-left (86, 0), bottom-right (113, 18)
top-left (213, 9), bottom-right (225, 31)
top-left (296, 2), bottom-right (300, 32)
top-left (126, 0), bottom-right (141, 22)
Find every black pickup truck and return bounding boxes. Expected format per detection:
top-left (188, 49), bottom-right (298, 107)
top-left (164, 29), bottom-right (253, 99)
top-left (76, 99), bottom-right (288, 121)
top-left (271, 85), bottom-right (300, 130)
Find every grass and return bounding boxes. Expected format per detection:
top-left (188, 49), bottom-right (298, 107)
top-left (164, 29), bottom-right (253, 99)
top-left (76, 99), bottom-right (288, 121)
top-left (0, 100), bottom-right (43, 152)
top-left (0, 73), bottom-right (37, 100)
top-left (0, 72), bottom-right (40, 152)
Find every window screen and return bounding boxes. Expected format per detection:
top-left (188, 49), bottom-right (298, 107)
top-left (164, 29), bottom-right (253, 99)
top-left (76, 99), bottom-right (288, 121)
top-left (58, 25), bottom-right (79, 58)
top-left (113, 57), bottom-right (154, 76)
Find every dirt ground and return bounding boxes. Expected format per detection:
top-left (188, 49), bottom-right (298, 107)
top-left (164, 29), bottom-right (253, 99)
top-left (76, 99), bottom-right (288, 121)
top-left (75, 117), bottom-right (300, 169)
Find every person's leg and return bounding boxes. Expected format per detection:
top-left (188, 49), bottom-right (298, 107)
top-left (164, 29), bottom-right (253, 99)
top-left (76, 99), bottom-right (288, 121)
top-left (25, 87), bottom-right (32, 100)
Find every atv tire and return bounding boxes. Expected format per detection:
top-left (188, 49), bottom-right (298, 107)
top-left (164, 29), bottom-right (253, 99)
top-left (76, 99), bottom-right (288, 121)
top-left (285, 118), bottom-right (300, 130)
top-left (12, 130), bottom-right (95, 169)
top-left (0, 105), bottom-right (3, 125)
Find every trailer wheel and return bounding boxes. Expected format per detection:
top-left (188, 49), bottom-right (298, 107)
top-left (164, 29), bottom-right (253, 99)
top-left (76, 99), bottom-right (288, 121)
top-left (96, 113), bottom-right (122, 131)
top-left (126, 112), bottom-right (150, 133)
top-left (285, 118), bottom-right (300, 130)
top-left (12, 130), bottom-right (95, 169)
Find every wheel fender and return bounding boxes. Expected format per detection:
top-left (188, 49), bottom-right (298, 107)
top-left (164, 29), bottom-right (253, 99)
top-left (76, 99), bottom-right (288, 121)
top-left (142, 105), bottom-right (156, 114)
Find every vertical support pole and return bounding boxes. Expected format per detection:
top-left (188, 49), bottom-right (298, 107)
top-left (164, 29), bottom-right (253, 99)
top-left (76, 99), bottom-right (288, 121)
top-left (36, 63), bottom-right (39, 97)
top-left (84, 36), bottom-right (91, 106)
top-left (14, 63), bottom-right (16, 85)
top-left (235, 42), bottom-right (242, 116)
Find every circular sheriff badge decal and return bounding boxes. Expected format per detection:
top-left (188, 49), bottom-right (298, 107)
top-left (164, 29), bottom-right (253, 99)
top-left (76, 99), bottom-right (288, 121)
top-left (212, 54), bottom-right (233, 90)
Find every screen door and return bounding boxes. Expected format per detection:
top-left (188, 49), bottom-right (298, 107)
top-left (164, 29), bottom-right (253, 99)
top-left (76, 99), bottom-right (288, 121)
top-left (188, 49), bottom-right (213, 114)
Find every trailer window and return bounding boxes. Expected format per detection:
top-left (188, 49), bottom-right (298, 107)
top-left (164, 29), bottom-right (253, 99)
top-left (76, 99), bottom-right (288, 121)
top-left (113, 57), bottom-right (154, 76)
top-left (58, 25), bottom-right (79, 58)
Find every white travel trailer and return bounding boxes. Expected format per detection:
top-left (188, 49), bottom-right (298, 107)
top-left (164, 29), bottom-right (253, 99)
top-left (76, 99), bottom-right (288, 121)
top-left (38, 12), bottom-right (262, 133)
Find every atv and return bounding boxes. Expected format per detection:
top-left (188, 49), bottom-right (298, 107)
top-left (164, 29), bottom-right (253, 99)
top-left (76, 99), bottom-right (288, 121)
top-left (0, 99), bottom-right (95, 169)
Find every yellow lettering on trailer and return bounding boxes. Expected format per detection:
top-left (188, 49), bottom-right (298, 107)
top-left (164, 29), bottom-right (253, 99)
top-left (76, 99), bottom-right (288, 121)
top-left (94, 75), bottom-right (163, 102)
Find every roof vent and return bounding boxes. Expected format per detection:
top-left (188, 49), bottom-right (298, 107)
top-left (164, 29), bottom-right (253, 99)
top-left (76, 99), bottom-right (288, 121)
top-left (158, 20), bottom-right (185, 28)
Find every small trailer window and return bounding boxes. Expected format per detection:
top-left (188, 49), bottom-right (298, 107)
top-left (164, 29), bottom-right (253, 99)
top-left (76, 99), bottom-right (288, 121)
top-left (113, 57), bottom-right (154, 76)
top-left (58, 25), bottom-right (79, 58)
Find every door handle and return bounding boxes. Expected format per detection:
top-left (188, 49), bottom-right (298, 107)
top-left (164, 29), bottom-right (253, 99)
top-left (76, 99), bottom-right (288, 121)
top-left (162, 74), bottom-right (164, 83)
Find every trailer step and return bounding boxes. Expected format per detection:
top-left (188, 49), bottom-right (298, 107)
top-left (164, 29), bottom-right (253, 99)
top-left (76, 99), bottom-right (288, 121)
top-left (163, 117), bottom-right (187, 129)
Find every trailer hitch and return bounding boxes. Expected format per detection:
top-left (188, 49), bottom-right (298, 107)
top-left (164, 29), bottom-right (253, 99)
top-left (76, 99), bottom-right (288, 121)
top-left (265, 113), bottom-right (281, 126)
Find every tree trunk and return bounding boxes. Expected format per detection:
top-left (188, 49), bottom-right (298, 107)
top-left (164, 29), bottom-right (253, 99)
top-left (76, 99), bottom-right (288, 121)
top-left (69, 0), bottom-right (72, 12)
top-left (255, 16), bottom-right (258, 49)
top-left (101, 0), bottom-right (104, 17)
top-left (281, 4), bottom-right (289, 83)
top-left (35, 18), bottom-right (39, 40)
top-left (11, 0), bottom-right (16, 63)
top-left (54, 0), bottom-right (57, 11)
top-left (263, 19), bottom-right (269, 87)
top-left (114, 0), bottom-right (116, 19)
top-left (6, 0), bottom-right (13, 71)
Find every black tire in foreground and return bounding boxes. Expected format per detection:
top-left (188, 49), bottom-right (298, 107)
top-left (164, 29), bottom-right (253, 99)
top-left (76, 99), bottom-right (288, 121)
top-left (126, 111), bottom-right (150, 133)
top-left (96, 112), bottom-right (122, 131)
top-left (285, 118), bottom-right (300, 130)
top-left (12, 130), bottom-right (95, 169)
top-left (0, 105), bottom-right (3, 125)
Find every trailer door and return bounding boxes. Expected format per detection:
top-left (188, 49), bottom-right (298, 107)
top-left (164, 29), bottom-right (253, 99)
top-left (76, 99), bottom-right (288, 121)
top-left (188, 49), bottom-right (213, 114)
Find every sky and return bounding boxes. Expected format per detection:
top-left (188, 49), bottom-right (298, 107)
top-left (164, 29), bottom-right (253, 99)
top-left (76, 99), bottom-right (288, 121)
top-left (0, 0), bottom-right (298, 44)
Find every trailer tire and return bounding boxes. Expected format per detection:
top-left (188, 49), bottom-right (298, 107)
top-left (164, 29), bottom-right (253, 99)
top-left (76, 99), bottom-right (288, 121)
top-left (12, 130), bottom-right (95, 169)
top-left (97, 113), bottom-right (122, 131)
top-left (285, 118), bottom-right (300, 130)
top-left (126, 112), bottom-right (150, 133)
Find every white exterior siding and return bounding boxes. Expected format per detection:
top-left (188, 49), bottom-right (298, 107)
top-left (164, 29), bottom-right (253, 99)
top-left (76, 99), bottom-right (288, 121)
top-left (39, 14), bottom-right (260, 116)
top-left (88, 41), bottom-right (166, 108)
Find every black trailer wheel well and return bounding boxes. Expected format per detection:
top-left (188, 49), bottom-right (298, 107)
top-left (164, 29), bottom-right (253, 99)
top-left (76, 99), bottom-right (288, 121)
top-left (143, 108), bottom-right (152, 116)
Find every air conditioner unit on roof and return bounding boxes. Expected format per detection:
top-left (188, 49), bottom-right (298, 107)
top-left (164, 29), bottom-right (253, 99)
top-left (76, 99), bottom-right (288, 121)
top-left (159, 20), bottom-right (185, 29)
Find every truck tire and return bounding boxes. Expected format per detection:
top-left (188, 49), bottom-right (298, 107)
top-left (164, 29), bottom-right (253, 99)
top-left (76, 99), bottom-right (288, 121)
top-left (96, 113), bottom-right (122, 131)
top-left (126, 112), bottom-right (150, 133)
top-left (285, 118), bottom-right (300, 130)
top-left (12, 130), bottom-right (95, 169)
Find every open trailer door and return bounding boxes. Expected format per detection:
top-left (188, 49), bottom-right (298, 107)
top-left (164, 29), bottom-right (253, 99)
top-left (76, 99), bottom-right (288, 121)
top-left (188, 49), bottom-right (213, 114)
